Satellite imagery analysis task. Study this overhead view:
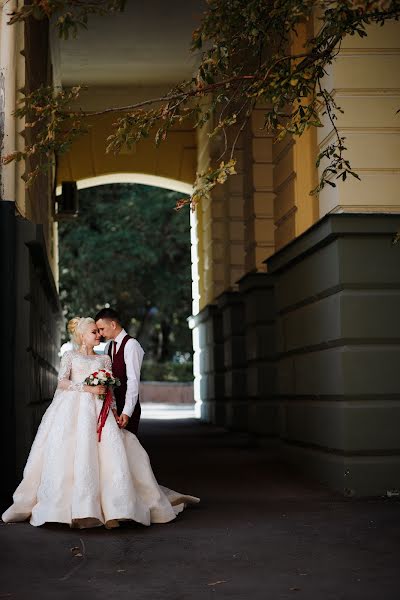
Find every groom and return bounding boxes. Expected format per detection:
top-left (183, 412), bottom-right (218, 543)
top-left (95, 308), bottom-right (144, 435)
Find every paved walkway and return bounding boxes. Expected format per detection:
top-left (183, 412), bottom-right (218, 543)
top-left (1, 417), bottom-right (399, 599)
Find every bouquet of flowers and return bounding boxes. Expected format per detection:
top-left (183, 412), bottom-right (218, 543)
top-left (84, 369), bottom-right (120, 400)
top-left (84, 369), bottom-right (120, 442)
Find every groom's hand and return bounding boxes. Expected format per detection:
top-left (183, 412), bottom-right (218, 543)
top-left (119, 413), bottom-right (130, 429)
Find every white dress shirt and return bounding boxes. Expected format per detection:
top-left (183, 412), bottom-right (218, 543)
top-left (105, 329), bottom-right (144, 418)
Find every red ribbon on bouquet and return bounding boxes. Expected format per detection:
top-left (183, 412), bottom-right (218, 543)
top-left (96, 387), bottom-right (113, 442)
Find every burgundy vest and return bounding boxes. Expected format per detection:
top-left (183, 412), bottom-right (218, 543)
top-left (108, 334), bottom-right (141, 434)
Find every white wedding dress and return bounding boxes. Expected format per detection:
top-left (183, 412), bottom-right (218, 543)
top-left (2, 351), bottom-right (199, 528)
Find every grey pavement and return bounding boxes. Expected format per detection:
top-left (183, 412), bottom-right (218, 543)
top-left (1, 416), bottom-right (399, 600)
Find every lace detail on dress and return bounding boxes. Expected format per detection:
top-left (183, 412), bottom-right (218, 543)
top-left (57, 351), bottom-right (85, 392)
top-left (104, 354), bottom-right (112, 372)
top-left (57, 351), bottom-right (116, 399)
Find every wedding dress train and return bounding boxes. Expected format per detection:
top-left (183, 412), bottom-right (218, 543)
top-left (2, 351), bottom-right (199, 528)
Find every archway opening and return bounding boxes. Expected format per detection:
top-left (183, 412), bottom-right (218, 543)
top-left (57, 176), bottom-right (199, 420)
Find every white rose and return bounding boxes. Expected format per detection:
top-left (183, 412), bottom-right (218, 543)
top-left (93, 378), bottom-right (99, 385)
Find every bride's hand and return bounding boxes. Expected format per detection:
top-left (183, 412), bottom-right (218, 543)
top-left (90, 385), bottom-right (107, 396)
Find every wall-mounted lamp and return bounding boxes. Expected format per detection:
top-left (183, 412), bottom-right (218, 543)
top-left (55, 181), bottom-right (79, 220)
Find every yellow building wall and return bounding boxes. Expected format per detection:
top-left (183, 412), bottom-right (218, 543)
top-left (1, 1), bottom-right (23, 211)
top-left (0, 4), bottom-right (59, 281)
top-left (317, 21), bottom-right (400, 216)
top-left (273, 22), bottom-right (319, 251)
top-left (194, 111), bottom-right (247, 310)
top-left (244, 108), bottom-right (275, 271)
top-left (195, 119), bottom-right (224, 308)
top-left (225, 127), bottom-right (246, 288)
top-left (271, 19), bottom-right (400, 250)
top-left (57, 113), bottom-right (197, 187)
top-left (194, 102), bottom-right (277, 304)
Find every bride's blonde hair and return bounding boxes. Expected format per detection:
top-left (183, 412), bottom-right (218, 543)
top-left (67, 316), bottom-right (95, 349)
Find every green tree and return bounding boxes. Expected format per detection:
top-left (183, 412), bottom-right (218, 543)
top-left (5, 1), bottom-right (400, 202)
top-left (59, 184), bottom-right (192, 361)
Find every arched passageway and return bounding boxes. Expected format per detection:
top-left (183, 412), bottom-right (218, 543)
top-left (56, 176), bottom-right (201, 418)
top-left (56, 117), bottom-right (205, 414)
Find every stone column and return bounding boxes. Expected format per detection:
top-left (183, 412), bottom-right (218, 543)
top-left (272, 22), bottom-right (320, 252)
top-left (224, 127), bottom-right (246, 288)
top-left (273, 123), bottom-right (319, 252)
top-left (218, 291), bottom-right (247, 430)
top-left (268, 213), bottom-right (400, 496)
top-left (190, 305), bottom-right (224, 424)
top-left (244, 108), bottom-right (276, 271)
top-left (239, 272), bottom-right (278, 442)
top-left (196, 120), bottom-right (228, 305)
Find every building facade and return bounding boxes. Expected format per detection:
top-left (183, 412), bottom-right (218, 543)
top-left (190, 19), bottom-right (400, 496)
top-left (1, 2), bottom-right (399, 502)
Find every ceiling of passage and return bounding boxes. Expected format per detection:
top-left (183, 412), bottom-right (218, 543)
top-left (56, 0), bottom-right (205, 86)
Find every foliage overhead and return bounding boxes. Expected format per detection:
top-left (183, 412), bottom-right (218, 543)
top-left (4, 0), bottom-right (400, 204)
top-left (59, 184), bottom-right (192, 361)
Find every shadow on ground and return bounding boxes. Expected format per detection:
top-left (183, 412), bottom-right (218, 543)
top-left (1, 418), bottom-right (399, 599)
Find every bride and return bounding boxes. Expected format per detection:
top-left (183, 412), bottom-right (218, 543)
top-left (2, 317), bottom-right (199, 528)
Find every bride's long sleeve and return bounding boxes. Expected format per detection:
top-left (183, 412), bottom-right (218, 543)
top-left (57, 351), bottom-right (85, 392)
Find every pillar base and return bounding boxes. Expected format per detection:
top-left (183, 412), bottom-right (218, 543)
top-left (239, 272), bottom-right (277, 438)
top-left (218, 291), bottom-right (248, 431)
top-left (268, 213), bottom-right (400, 496)
top-left (190, 305), bottom-right (224, 425)
top-left (281, 442), bottom-right (400, 497)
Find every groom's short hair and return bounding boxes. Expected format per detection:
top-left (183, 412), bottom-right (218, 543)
top-left (95, 308), bottom-right (121, 324)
